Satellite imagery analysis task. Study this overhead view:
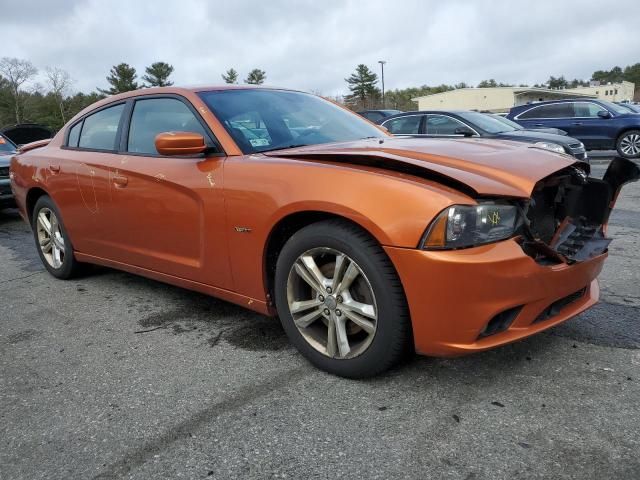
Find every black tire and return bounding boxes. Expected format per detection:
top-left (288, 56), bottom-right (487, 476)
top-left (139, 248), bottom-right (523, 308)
top-left (31, 195), bottom-right (83, 279)
top-left (274, 219), bottom-right (411, 378)
top-left (616, 129), bottom-right (640, 159)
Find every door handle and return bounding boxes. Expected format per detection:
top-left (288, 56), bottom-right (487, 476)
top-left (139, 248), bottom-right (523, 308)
top-left (534, 123), bottom-right (544, 127)
top-left (112, 174), bottom-right (128, 187)
top-left (572, 122), bottom-right (583, 126)
top-left (49, 165), bottom-right (60, 173)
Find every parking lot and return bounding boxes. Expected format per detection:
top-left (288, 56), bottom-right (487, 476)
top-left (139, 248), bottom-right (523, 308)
top-left (1, 159), bottom-right (639, 479)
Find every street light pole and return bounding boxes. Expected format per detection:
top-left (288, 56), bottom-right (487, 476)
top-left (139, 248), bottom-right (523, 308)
top-left (378, 60), bottom-right (386, 108)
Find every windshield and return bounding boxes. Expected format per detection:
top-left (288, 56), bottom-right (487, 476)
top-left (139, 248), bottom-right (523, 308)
top-left (616, 103), bottom-right (640, 113)
top-left (199, 89), bottom-right (386, 154)
top-left (456, 111), bottom-right (517, 134)
top-left (0, 134), bottom-right (16, 153)
top-left (598, 100), bottom-right (632, 115)
top-left (489, 114), bottom-right (524, 130)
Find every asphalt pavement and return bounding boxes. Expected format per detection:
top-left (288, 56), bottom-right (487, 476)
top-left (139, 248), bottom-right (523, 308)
top-left (1, 160), bottom-right (639, 479)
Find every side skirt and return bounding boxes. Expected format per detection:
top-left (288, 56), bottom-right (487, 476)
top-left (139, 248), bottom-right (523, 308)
top-left (74, 252), bottom-right (272, 316)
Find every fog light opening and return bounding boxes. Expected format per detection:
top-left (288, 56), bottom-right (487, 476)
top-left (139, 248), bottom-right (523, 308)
top-left (478, 306), bottom-right (522, 339)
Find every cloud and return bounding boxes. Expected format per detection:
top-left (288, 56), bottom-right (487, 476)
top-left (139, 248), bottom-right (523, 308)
top-left (1, 0), bottom-right (639, 95)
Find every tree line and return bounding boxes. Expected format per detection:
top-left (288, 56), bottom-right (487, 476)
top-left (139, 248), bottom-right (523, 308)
top-left (1, 55), bottom-right (639, 134)
top-left (0, 57), bottom-right (267, 132)
top-left (344, 62), bottom-right (640, 111)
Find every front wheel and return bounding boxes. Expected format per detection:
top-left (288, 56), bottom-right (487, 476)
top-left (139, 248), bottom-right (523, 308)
top-left (274, 219), bottom-right (411, 378)
top-left (616, 130), bottom-right (640, 158)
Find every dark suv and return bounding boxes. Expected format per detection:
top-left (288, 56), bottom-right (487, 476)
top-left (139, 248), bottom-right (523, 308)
top-left (508, 99), bottom-right (640, 158)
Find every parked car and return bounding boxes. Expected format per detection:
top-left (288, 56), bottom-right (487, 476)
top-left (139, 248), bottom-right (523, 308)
top-left (508, 99), bottom-right (640, 158)
top-left (356, 109), bottom-right (402, 124)
top-left (0, 133), bottom-right (17, 209)
top-left (10, 86), bottom-right (639, 378)
top-left (380, 110), bottom-right (587, 160)
top-left (615, 102), bottom-right (640, 114)
top-left (487, 113), bottom-right (568, 136)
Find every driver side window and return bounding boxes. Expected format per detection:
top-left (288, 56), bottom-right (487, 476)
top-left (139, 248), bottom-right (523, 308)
top-left (425, 115), bottom-right (468, 135)
top-left (573, 102), bottom-right (608, 118)
top-left (383, 115), bottom-right (423, 134)
top-left (127, 97), bottom-right (212, 155)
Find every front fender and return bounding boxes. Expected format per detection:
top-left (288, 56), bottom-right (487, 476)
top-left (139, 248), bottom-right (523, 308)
top-left (222, 155), bottom-right (473, 301)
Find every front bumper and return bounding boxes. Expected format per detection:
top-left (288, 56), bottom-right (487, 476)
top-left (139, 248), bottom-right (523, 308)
top-left (0, 178), bottom-right (15, 207)
top-left (385, 240), bottom-right (605, 356)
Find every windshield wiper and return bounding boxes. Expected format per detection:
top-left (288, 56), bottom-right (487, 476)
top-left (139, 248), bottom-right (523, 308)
top-left (257, 143), bottom-right (310, 153)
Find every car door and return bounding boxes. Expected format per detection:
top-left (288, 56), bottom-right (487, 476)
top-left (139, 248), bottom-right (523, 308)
top-left (514, 103), bottom-right (574, 135)
top-left (98, 95), bottom-right (231, 287)
top-left (565, 102), bottom-right (616, 149)
top-left (54, 102), bottom-right (126, 255)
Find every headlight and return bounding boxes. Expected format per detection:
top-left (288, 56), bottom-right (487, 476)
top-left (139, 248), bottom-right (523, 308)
top-left (421, 202), bottom-right (520, 249)
top-left (533, 141), bottom-right (566, 154)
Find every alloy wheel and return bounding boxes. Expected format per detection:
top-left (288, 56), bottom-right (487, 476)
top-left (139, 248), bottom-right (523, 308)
top-left (286, 247), bottom-right (378, 359)
top-left (620, 133), bottom-right (640, 156)
top-left (36, 208), bottom-right (65, 269)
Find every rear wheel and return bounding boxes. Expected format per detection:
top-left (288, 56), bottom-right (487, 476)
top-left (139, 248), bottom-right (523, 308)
top-left (32, 195), bottom-right (83, 279)
top-left (274, 219), bottom-right (411, 378)
top-left (616, 130), bottom-right (640, 158)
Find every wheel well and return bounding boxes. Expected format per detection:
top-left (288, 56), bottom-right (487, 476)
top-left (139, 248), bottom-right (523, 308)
top-left (25, 187), bottom-right (48, 223)
top-left (617, 128), bottom-right (640, 143)
top-left (263, 211), bottom-right (374, 302)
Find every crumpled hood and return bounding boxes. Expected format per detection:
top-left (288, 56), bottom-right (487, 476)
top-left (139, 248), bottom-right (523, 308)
top-left (263, 137), bottom-right (579, 198)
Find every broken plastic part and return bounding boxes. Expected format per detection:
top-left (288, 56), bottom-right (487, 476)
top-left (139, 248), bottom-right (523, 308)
top-left (522, 157), bottom-right (639, 264)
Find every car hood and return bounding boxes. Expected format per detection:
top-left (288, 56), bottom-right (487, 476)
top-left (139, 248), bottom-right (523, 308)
top-left (497, 130), bottom-right (579, 146)
top-left (0, 151), bottom-right (14, 167)
top-left (263, 137), bottom-right (579, 198)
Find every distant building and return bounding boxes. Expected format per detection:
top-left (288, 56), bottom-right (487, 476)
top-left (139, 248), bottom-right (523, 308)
top-left (413, 87), bottom-right (596, 113)
top-left (564, 81), bottom-right (635, 102)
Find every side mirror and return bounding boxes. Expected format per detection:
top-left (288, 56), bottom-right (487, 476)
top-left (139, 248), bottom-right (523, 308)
top-left (597, 110), bottom-right (612, 119)
top-left (454, 126), bottom-right (475, 137)
top-left (155, 131), bottom-right (207, 156)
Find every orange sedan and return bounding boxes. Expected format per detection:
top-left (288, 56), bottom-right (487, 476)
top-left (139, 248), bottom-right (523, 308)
top-left (9, 86), bottom-right (639, 378)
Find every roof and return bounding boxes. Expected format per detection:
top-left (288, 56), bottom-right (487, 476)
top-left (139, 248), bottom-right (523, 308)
top-left (412, 87), bottom-right (596, 102)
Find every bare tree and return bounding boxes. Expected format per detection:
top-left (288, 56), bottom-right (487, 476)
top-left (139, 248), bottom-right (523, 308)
top-left (45, 67), bottom-right (73, 123)
top-left (0, 57), bottom-right (38, 123)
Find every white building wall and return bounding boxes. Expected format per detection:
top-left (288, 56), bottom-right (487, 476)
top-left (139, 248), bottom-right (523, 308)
top-left (564, 81), bottom-right (635, 102)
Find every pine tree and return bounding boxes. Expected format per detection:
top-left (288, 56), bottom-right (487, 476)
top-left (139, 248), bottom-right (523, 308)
top-left (245, 69), bottom-right (266, 85)
top-left (345, 64), bottom-right (379, 109)
top-left (142, 62), bottom-right (174, 87)
top-left (98, 63), bottom-right (139, 95)
top-left (222, 68), bottom-right (239, 84)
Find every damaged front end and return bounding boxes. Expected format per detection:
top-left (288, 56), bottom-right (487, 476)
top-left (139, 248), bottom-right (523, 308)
top-left (520, 157), bottom-right (640, 264)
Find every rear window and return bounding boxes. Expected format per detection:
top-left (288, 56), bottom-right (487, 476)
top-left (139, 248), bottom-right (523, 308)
top-left (78, 103), bottom-right (125, 151)
top-left (67, 122), bottom-right (82, 147)
top-left (518, 103), bottom-right (573, 119)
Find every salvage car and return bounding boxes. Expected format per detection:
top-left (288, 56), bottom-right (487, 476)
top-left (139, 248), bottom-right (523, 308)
top-left (0, 133), bottom-right (18, 208)
top-left (10, 86), bottom-right (640, 378)
top-left (381, 110), bottom-right (587, 160)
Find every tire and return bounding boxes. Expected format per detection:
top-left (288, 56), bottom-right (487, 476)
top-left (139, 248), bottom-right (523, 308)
top-left (274, 219), bottom-right (411, 378)
top-left (616, 130), bottom-right (640, 159)
top-left (31, 195), bottom-right (83, 279)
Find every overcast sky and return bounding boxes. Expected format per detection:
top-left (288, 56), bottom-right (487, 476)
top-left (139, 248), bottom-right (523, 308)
top-left (1, 0), bottom-right (639, 96)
